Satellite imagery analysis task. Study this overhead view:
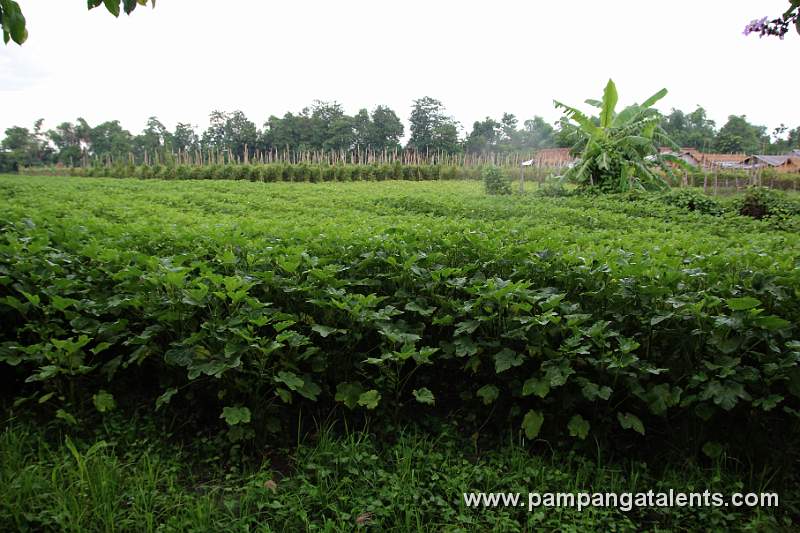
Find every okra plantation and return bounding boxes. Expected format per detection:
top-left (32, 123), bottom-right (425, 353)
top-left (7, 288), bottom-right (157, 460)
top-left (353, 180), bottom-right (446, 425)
top-left (2, 1), bottom-right (800, 531)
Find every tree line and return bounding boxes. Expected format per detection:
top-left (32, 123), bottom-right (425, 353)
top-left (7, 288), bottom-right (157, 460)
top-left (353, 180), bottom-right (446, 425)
top-left (1, 97), bottom-right (798, 171)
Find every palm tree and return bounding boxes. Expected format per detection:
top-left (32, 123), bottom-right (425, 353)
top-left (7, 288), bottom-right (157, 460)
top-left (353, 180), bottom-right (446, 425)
top-left (555, 79), bottom-right (679, 192)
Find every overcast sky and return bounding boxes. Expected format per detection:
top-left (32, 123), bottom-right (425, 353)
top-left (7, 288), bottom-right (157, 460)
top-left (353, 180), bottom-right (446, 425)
top-left (1, 0), bottom-right (798, 139)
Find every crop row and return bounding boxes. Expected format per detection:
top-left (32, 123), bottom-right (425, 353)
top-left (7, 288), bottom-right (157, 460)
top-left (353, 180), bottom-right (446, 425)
top-left (1, 177), bottom-right (798, 459)
top-left (19, 162), bottom-right (549, 183)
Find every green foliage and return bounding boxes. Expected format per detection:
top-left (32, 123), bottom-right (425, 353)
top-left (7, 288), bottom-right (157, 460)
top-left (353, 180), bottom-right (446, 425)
top-left (29, 161), bottom-right (530, 183)
top-left (1, 177), bottom-right (799, 462)
top-left (737, 187), bottom-right (800, 220)
top-left (555, 79), bottom-right (677, 192)
top-left (482, 165), bottom-right (512, 195)
top-left (2, 422), bottom-right (792, 531)
top-left (0, 0), bottom-right (26, 45)
top-left (220, 406), bottom-right (251, 426)
top-left (660, 189), bottom-right (723, 216)
top-left (407, 97), bottom-right (461, 154)
top-left (1, 0), bottom-right (154, 46)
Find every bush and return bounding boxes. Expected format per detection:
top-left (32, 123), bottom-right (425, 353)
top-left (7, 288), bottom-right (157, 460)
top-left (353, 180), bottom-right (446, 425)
top-left (483, 165), bottom-right (512, 195)
top-left (660, 189), bottom-right (723, 216)
top-left (536, 179), bottom-right (571, 197)
top-left (736, 187), bottom-right (797, 219)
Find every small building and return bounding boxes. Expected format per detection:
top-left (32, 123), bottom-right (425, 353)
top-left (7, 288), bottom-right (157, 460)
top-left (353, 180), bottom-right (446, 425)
top-left (740, 154), bottom-right (800, 173)
top-left (658, 148), bottom-right (750, 169)
top-left (528, 148), bottom-right (575, 167)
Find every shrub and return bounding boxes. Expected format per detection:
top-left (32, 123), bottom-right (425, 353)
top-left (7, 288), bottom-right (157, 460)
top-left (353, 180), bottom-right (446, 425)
top-left (483, 165), bottom-right (512, 195)
top-left (660, 189), bottom-right (723, 216)
top-left (737, 187), bottom-right (795, 219)
top-left (536, 179), bottom-right (571, 197)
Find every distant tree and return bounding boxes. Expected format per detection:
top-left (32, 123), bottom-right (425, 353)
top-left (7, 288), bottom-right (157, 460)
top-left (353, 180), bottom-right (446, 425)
top-left (714, 115), bottom-right (768, 154)
top-left (466, 118), bottom-right (501, 154)
top-left (202, 110), bottom-right (258, 159)
top-left (89, 120), bottom-right (134, 161)
top-left (499, 113), bottom-right (520, 151)
top-left (368, 106), bottom-right (404, 151)
top-left (1, 119), bottom-right (54, 169)
top-left (172, 123), bottom-right (199, 153)
top-left (47, 119), bottom-right (91, 165)
top-left (352, 109), bottom-right (372, 148)
top-left (310, 101), bottom-right (349, 150)
top-left (1, 126), bottom-right (37, 168)
top-left (520, 116), bottom-right (555, 150)
top-left (788, 126), bottom-right (800, 150)
top-left (407, 97), bottom-right (461, 154)
top-left (134, 116), bottom-right (172, 159)
top-left (1, 0), bottom-right (155, 46)
top-left (224, 111), bottom-right (258, 159)
top-left (661, 106), bottom-right (716, 150)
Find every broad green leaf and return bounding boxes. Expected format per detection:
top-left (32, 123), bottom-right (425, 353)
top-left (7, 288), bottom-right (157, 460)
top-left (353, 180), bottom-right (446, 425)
top-left (494, 348), bottom-right (523, 374)
top-left (476, 384), bottom-right (499, 405)
top-left (38, 391), bottom-right (55, 404)
top-left (275, 371), bottom-right (304, 391)
top-left (357, 390), bottom-right (381, 409)
top-left (581, 381), bottom-right (612, 401)
top-left (599, 79), bottom-right (618, 128)
top-left (521, 410), bottom-right (544, 439)
top-left (567, 414), bottom-right (590, 440)
top-left (702, 441), bottom-right (723, 460)
top-left (297, 378), bottom-right (321, 401)
top-left (412, 387), bottom-right (435, 405)
top-left (56, 409), bottom-right (77, 425)
top-left (103, 0), bottom-right (121, 17)
top-left (311, 324), bottom-right (337, 337)
top-left (155, 387), bottom-right (178, 411)
top-left (522, 377), bottom-right (550, 398)
top-left (699, 380), bottom-right (750, 411)
top-left (220, 406), bottom-right (251, 426)
top-left (753, 394), bottom-right (783, 411)
top-left (639, 87), bottom-right (668, 109)
top-left (617, 412), bottom-right (645, 435)
top-left (753, 316), bottom-right (791, 331)
top-left (726, 297), bottom-right (761, 311)
top-left (92, 390), bottom-right (116, 413)
top-left (335, 382), bottom-right (363, 409)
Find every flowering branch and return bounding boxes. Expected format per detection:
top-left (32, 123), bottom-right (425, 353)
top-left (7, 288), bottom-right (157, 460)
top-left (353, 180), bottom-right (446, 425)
top-left (744, 2), bottom-right (800, 39)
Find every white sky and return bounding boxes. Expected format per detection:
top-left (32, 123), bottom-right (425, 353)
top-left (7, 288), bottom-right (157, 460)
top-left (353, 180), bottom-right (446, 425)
top-left (1, 0), bottom-right (798, 140)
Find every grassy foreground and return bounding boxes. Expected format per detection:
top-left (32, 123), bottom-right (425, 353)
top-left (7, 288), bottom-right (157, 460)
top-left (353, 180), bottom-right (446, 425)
top-left (1, 175), bottom-right (799, 531)
top-left (0, 418), bottom-right (792, 532)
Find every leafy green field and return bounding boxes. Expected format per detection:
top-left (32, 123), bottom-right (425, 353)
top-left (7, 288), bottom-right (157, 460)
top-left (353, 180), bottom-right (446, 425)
top-left (2, 175), bottom-right (799, 531)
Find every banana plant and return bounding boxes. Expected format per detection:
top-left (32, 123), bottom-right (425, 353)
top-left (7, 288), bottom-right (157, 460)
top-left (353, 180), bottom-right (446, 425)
top-left (555, 79), bottom-right (680, 192)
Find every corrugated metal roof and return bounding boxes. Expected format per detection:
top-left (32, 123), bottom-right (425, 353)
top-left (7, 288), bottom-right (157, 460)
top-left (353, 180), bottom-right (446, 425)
top-left (746, 155), bottom-right (791, 166)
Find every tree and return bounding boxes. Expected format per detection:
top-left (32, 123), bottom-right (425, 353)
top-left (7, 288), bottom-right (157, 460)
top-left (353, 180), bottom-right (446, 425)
top-left (48, 121), bottom-right (85, 165)
top-left (661, 106), bottom-right (716, 150)
top-left (89, 120), bottom-right (134, 161)
top-left (520, 116), bottom-right (555, 150)
top-left (407, 97), bottom-right (461, 154)
top-left (465, 117), bottom-right (501, 154)
top-left (172, 123), bottom-right (199, 153)
top-left (499, 113), bottom-right (520, 151)
top-left (555, 79), bottom-right (677, 192)
top-left (352, 109), bottom-right (372, 149)
top-left (367, 106), bottom-right (404, 151)
top-left (201, 110), bottom-right (258, 160)
top-left (1, 0), bottom-right (155, 46)
top-left (744, 1), bottom-right (800, 39)
top-left (1, 126), bottom-right (37, 169)
top-left (134, 116), bottom-right (172, 159)
top-left (713, 115), bottom-right (768, 154)
top-left (1, 120), bottom-right (53, 169)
